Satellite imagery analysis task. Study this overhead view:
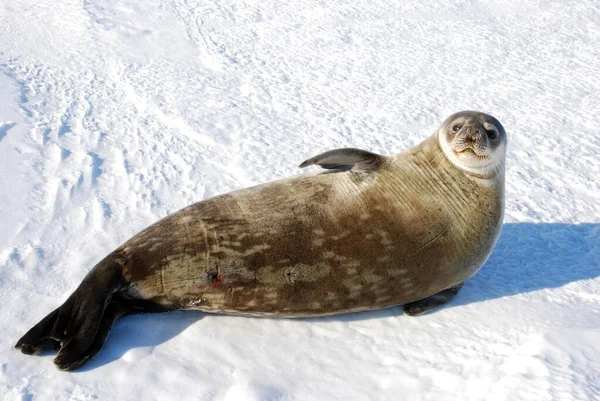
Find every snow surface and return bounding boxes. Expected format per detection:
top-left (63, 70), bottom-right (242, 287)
top-left (1, 0), bottom-right (599, 399)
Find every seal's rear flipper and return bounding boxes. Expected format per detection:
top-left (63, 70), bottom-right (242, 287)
top-left (54, 299), bottom-right (125, 370)
top-left (15, 259), bottom-right (125, 370)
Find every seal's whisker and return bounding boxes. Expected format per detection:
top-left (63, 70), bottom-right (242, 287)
top-left (430, 150), bottom-right (446, 165)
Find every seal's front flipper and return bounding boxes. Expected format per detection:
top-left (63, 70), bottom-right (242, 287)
top-left (403, 283), bottom-right (464, 316)
top-left (15, 258), bottom-right (125, 370)
top-left (299, 148), bottom-right (387, 172)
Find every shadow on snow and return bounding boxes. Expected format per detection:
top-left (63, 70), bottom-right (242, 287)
top-left (451, 222), bottom-right (599, 307)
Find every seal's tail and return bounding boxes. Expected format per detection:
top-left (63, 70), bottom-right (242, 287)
top-left (15, 259), bottom-right (126, 371)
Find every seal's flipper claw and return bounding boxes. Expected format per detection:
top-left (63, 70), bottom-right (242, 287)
top-left (18, 338), bottom-right (60, 355)
top-left (403, 282), bottom-right (464, 316)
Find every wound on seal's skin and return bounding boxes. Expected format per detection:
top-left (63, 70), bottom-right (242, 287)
top-left (209, 272), bottom-right (222, 287)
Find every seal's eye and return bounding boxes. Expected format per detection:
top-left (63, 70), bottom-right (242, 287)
top-left (487, 130), bottom-right (497, 140)
top-left (451, 124), bottom-right (462, 133)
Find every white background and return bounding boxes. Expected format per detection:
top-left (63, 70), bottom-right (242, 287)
top-left (1, 0), bottom-right (599, 400)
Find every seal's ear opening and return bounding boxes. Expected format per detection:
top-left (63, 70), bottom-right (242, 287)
top-left (15, 259), bottom-right (125, 371)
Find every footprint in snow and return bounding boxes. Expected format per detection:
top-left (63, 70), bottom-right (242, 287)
top-left (0, 121), bottom-right (16, 142)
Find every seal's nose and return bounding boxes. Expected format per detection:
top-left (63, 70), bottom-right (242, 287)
top-left (462, 124), bottom-right (484, 142)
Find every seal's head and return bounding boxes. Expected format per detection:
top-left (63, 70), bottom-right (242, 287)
top-left (438, 111), bottom-right (507, 178)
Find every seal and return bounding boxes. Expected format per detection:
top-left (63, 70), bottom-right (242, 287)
top-left (15, 110), bottom-right (507, 370)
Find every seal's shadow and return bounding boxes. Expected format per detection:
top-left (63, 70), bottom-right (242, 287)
top-left (78, 312), bottom-right (201, 372)
top-left (448, 222), bottom-right (599, 307)
top-left (79, 223), bottom-right (599, 370)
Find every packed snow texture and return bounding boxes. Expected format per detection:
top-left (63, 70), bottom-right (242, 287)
top-left (1, 0), bottom-right (599, 400)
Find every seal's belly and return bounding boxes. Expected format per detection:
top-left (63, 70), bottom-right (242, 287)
top-left (124, 203), bottom-right (480, 317)
top-left (120, 163), bottom-right (501, 317)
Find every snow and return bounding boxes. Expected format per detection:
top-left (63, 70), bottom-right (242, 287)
top-left (1, 0), bottom-right (599, 399)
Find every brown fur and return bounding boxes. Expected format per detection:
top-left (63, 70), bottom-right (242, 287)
top-left (105, 134), bottom-right (504, 317)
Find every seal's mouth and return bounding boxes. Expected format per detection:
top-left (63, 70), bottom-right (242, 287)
top-left (454, 148), bottom-right (489, 160)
